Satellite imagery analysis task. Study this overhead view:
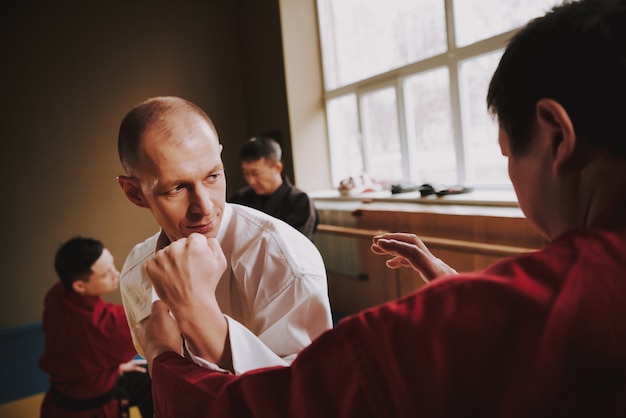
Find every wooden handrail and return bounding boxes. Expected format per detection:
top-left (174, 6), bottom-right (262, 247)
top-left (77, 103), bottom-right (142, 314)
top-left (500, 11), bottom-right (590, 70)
top-left (316, 224), bottom-right (536, 257)
top-left (317, 224), bottom-right (388, 239)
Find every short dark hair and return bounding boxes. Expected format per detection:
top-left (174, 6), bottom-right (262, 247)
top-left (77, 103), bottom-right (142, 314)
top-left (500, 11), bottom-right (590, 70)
top-left (118, 96), bottom-right (217, 174)
top-left (487, 0), bottom-right (626, 158)
top-left (240, 136), bottom-right (282, 165)
top-left (54, 237), bottom-right (104, 291)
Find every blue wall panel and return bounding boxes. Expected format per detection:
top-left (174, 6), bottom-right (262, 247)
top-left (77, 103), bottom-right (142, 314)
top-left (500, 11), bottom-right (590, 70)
top-left (0, 323), bottom-right (48, 403)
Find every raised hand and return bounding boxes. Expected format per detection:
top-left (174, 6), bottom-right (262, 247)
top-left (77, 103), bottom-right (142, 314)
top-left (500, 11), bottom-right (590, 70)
top-left (371, 233), bottom-right (458, 282)
top-left (146, 233), bottom-right (227, 312)
top-left (145, 233), bottom-right (230, 368)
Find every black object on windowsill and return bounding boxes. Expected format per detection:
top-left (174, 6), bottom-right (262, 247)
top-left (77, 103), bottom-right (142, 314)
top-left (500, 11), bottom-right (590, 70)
top-left (390, 183), bottom-right (421, 194)
top-left (391, 182), bottom-right (474, 197)
top-left (418, 183), bottom-right (474, 197)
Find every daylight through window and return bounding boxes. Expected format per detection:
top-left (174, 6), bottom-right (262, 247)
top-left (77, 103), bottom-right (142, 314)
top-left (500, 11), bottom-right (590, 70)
top-left (317, 0), bottom-right (569, 189)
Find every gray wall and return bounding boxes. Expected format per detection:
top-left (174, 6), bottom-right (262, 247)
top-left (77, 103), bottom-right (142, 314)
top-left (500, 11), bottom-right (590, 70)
top-left (0, 0), bottom-right (293, 329)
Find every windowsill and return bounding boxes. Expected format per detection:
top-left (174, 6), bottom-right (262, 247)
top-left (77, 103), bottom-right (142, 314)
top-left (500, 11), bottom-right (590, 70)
top-left (310, 188), bottom-right (524, 219)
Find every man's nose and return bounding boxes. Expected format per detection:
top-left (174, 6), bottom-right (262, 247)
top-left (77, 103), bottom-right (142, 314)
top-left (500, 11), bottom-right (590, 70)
top-left (190, 187), bottom-right (213, 214)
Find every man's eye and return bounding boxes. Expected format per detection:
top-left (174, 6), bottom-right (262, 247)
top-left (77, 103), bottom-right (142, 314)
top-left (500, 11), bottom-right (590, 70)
top-left (207, 172), bottom-right (221, 182)
top-left (165, 185), bottom-right (185, 195)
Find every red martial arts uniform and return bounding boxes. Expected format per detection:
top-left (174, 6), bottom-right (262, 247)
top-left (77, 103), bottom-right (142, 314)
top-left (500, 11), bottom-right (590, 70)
top-left (150, 192), bottom-right (626, 418)
top-left (39, 282), bottom-right (138, 418)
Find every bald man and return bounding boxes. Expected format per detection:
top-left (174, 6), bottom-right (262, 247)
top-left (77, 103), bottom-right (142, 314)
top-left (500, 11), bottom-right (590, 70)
top-left (116, 96), bottom-right (332, 374)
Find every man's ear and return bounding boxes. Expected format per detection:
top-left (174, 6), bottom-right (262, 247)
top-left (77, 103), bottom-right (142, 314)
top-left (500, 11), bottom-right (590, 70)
top-left (274, 161), bottom-right (284, 174)
top-left (72, 280), bottom-right (86, 295)
top-left (535, 98), bottom-right (577, 175)
top-left (117, 175), bottom-right (149, 208)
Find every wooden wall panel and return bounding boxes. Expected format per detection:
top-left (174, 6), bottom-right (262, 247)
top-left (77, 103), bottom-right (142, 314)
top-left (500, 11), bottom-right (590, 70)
top-left (316, 204), bottom-right (546, 316)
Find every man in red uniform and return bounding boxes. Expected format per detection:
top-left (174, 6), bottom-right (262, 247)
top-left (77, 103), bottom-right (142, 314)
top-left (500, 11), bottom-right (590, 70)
top-left (39, 237), bottom-right (153, 417)
top-left (134, 0), bottom-right (626, 416)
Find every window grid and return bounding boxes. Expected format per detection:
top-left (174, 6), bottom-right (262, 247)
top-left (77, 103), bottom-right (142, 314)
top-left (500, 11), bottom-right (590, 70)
top-left (318, 0), bottom-right (528, 189)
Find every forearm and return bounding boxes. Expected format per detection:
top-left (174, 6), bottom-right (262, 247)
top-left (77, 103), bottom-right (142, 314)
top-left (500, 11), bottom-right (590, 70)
top-left (151, 351), bottom-right (239, 417)
top-left (150, 323), bottom-right (368, 418)
top-left (173, 296), bottom-right (232, 371)
top-left (145, 234), bottom-right (231, 369)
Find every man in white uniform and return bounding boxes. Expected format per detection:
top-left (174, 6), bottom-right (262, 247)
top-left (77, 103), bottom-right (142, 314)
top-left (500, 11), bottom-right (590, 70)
top-left (116, 96), bottom-right (332, 374)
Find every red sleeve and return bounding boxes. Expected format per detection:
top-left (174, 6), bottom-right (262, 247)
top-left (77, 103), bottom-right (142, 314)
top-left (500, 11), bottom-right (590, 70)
top-left (151, 274), bottom-right (549, 418)
top-left (151, 324), bottom-right (373, 418)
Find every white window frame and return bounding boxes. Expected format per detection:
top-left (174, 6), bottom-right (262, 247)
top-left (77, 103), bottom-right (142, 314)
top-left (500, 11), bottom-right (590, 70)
top-left (318, 0), bottom-right (522, 189)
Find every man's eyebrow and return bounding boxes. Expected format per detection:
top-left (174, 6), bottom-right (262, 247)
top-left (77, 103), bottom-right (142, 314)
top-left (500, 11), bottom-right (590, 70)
top-left (209, 163), bottom-right (225, 172)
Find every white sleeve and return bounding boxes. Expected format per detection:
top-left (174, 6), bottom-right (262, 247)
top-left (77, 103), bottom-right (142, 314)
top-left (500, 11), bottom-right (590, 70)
top-left (186, 315), bottom-right (289, 375)
top-left (154, 287), bottom-right (289, 374)
top-left (227, 270), bottom-right (332, 374)
top-left (120, 269), bottom-right (154, 357)
top-left (183, 266), bottom-right (332, 375)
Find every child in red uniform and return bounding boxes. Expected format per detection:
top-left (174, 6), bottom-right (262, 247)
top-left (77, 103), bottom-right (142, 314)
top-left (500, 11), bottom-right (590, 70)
top-left (39, 236), bottom-right (153, 417)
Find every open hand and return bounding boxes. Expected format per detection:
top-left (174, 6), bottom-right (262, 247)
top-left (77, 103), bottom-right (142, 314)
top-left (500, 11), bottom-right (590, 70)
top-left (118, 358), bottom-right (148, 374)
top-left (371, 233), bottom-right (457, 282)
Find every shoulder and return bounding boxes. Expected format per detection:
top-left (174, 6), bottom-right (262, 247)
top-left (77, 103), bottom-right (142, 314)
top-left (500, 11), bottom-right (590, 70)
top-left (42, 282), bottom-right (65, 308)
top-left (227, 203), bottom-right (298, 241)
top-left (100, 298), bottom-right (128, 318)
top-left (121, 232), bottom-right (159, 271)
top-left (120, 232), bottom-right (160, 291)
top-left (270, 183), bottom-right (314, 215)
top-left (228, 203), bottom-right (301, 233)
top-left (225, 203), bottom-right (324, 272)
top-left (286, 185), bottom-right (315, 211)
top-left (282, 182), bottom-right (311, 200)
top-left (228, 202), bottom-right (279, 224)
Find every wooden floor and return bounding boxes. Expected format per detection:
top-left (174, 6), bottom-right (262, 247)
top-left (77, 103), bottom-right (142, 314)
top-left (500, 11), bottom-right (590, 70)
top-left (0, 393), bottom-right (141, 418)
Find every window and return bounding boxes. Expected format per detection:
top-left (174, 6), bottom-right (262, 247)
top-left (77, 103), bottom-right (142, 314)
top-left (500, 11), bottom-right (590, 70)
top-left (317, 0), bottom-right (568, 189)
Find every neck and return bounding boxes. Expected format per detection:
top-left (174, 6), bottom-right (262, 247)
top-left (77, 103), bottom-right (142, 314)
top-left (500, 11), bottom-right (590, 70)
top-left (547, 157), bottom-right (626, 239)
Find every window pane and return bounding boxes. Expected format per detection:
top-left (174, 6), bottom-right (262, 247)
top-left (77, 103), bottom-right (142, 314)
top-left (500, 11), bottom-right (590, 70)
top-left (453, 0), bottom-right (562, 47)
top-left (459, 51), bottom-right (510, 187)
top-left (326, 94), bottom-right (362, 186)
top-left (404, 68), bottom-right (457, 185)
top-left (360, 87), bottom-right (403, 182)
top-left (317, 0), bottom-right (446, 89)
